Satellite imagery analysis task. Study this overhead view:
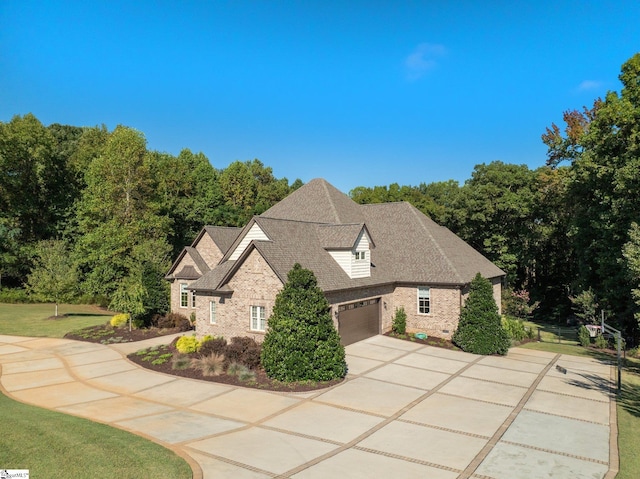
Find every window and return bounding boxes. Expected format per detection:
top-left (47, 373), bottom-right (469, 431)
top-left (251, 305), bottom-right (266, 331)
top-left (418, 287), bottom-right (430, 314)
top-left (180, 284), bottom-right (188, 308)
top-left (355, 251), bottom-right (367, 260)
top-left (191, 290), bottom-right (196, 308)
top-left (209, 301), bottom-right (216, 324)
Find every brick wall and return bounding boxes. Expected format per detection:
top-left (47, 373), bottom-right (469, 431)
top-left (390, 285), bottom-right (462, 339)
top-left (194, 232), bottom-right (224, 268)
top-left (195, 249), bottom-right (283, 341)
top-left (168, 253), bottom-right (201, 314)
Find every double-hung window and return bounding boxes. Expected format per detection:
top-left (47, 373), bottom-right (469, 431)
top-left (191, 290), bottom-right (196, 308)
top-left (180, 284), bottom-right (188, 308)
top-left (251, 305), bottom-right (266, 332)
top-left (418, 287), bottom-right (431, 314)
top-left (209, 300), bottom-right (216, 324)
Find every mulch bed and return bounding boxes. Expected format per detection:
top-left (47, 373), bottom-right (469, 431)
top-left (383, 331), bottom-right (461, 350)
top-left (127, 347), bottom-right (344, 393)
top-left (65, 324), bottom-right (344, 392)
top-left (63, 323), bottom-right (185, 343)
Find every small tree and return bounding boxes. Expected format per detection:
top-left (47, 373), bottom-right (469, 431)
top-left (261, 263), bottom-right (346, 382)
top-left (392, 306), bottom-right (407, 335)
top-left (453, 273), bottom-right (511, 355)
top-left (109, 275), bottom-right (146, 332)
top-left (570, 288), bottom-right (599, 324)
top-left (26, 240), bottom-right (78, 317)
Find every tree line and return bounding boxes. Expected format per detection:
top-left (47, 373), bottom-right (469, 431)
top-left (0, 116), bottom-right (300, 318)
top-left (1, 53), bottom-right (639, 342)
top-left (351, 53), bottom-right (640, 342)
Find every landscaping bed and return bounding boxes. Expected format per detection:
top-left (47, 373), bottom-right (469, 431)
top-left (384, 331), bottom-right (461, 350)
top-left (64, 323), bottom-right (184, 344)
top-left (127, 337), bottom-right (344, 393)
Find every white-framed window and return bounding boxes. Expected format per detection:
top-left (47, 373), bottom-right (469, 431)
top-left (251, 305), bottom-right (266, 331)
top-left (418, 287), bottom-right (430, 314)
top-left (209, 300), bottom-right (216, 324)
top-left (355, 251), bottom-right (367, 260)
top-left (191, 290), bottom-right (196, 308)
top-left (180, 284), bottom-right (188, 308)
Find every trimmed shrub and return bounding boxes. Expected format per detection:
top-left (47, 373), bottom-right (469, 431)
top-left (578, 325), bottom-right (591, 347)
top-left (175, 335), bottom-right (199, 354)
top-left (453, 273), bottom-right (511, 355)
top-left (110, 313), bottom-right (130, 328)
top-left (261, 263), bottom-right (347, 382)
top-left (392, 307), bottom-right (407, 335)
top-left (225, 337), bottom-right (261, 369)
top-left (198, 337), bottom-right (227, 358)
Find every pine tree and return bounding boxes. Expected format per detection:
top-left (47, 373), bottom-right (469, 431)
top-left (261, 263), bottom-right (347, 382)
top-left (453, 273), bottom-right (511, 355)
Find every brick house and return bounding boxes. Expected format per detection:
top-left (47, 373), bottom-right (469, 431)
top-left (165, 178), bottom-right (505, 345)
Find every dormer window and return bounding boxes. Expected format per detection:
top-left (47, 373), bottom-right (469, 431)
top-left (355, 251), bottom-right (367, 261)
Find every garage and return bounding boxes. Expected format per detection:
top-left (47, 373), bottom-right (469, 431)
top-left (338, 298), bottom-right (381, 346)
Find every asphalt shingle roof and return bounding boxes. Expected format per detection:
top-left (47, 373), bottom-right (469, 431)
top-left (186, 178), bottom-right (505, 292)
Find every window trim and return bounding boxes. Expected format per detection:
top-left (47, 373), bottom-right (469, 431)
top-left (418, 286), bottom-right (431, 314)
top-left (180, 283), bottom-right (188, 308)
top-left (209, 300), bottom-right (216, 324)
top-left (191, 290), bottom-right (196, 308)
top-left (250, 305), bottom-right (266, 332)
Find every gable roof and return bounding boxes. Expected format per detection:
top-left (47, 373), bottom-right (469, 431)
top-left (185, 178), bottom-right (505, 293)
top-left (192, 226), bottom-right (242, 254)
top-left (165, 246), bottom-right (210, 280)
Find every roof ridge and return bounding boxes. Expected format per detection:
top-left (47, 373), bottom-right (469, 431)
top-left (320, 179), bottom-right (341, 223)
top-left (406, 203), bottom-right (464, 283)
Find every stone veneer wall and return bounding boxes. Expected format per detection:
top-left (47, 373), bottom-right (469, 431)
top-left (195, 249), bottom-right (283, 341)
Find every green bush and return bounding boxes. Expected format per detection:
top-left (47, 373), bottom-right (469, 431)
top-left (594, 333), bottom-right (608, 349)
top-left (392, 307), bottom-right (407, 335)
top-left (175, 335), bottom-right (199, 354)
top-left (501, 316), bottom-right (533, 341)
top-left (453, 273), bottom-right (511, 355)
top-left (110, 313), bottom-right (130, 328)
top-left (0, 288), bottom-right (34, 303)
top-left (261, 263), bottom-right (347, 382)
top-left (578, 325), bottom-right (591, 347)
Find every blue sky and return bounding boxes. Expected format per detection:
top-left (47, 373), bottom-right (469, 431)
top-left (2, 1), bottom-right (639, 193)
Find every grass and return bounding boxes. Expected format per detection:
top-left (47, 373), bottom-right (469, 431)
top-left (0, 391), bottom-right (192, 479)
top-left (516, 338), bottom-right (639, 477)
top-left (0, 302), bottom-right (193, 477)
top-left (0, 302), bottom-right (113, 337)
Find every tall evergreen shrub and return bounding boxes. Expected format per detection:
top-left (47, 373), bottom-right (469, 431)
top-left (453, 273), bottom-right (511, 355)
top-left (261, 263), bottom-right (347, 382)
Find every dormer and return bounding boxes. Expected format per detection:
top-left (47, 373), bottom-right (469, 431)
top-left (318, 224), bottom-right (374, 279)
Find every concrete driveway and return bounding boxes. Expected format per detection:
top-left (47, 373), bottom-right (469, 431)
top-left (0, 334), bottom-right (617, 478)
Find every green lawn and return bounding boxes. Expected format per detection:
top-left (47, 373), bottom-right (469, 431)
top-left (518, 340), bottom-right (640, 478)
top-left (0, 391), bottom-right (192, 479)
top-left (0, 302), bottom-right (193, 477)
top-left (0, 302), bottom-right (113, 337)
